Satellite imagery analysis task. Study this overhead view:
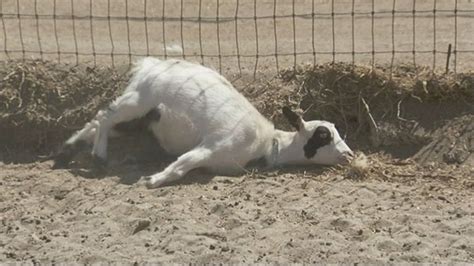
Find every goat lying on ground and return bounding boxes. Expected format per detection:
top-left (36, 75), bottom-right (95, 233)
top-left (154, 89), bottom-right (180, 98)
top-left (54, 57), bottom-right (354, 188)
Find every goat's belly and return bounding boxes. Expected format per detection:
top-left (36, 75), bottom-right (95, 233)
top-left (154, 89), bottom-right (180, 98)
top-left (148, 111), bottom-right (200, 156)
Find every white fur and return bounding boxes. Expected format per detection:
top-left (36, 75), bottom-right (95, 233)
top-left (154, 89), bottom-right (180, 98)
top-left (64, 57), bottom-right (353, 188)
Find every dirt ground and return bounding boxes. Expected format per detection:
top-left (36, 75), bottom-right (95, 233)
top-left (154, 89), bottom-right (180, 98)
top-left (0, 158), bottom-right (472, 264)
top-left (0, 60), bottom-right (473, 263)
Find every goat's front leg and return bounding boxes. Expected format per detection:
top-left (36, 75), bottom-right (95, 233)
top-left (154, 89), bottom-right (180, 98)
top-left (143, 147), bottom-right (212, 188)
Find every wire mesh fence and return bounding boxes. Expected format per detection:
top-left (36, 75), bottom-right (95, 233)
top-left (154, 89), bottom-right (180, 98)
top-left (0, 0), bottom-right (473, 76)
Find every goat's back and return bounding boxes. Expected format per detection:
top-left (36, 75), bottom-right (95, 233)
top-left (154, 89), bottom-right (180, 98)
top-left (128, 58), bottom-right (274, 140)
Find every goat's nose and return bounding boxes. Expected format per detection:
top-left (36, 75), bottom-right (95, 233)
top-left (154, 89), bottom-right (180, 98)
top-left (345, 150), bottom-right (354, 158)
top-left (339, 151), bottom-right (354, 164)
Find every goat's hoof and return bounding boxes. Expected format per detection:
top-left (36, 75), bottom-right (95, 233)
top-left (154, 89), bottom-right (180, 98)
top-left (92, 155), bottom-right (108, 169)
top-left (53, 153), bottom-right (71, 169)
top-left (52, 141), bottom-right (87, 169)
top-left (139, 176), bottom-right (160, 189)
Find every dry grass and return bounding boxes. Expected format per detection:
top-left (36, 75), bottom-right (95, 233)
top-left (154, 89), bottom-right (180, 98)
top-left (0, 60), bottom-right (472, 171)
top-left (249, 63), bottom-right (473, 133)
top-left (0, 60), bottom-right (128, 152)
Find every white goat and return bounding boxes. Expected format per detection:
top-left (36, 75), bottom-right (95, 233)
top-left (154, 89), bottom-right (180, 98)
top-left (54, 57), bottom-right (354, 188)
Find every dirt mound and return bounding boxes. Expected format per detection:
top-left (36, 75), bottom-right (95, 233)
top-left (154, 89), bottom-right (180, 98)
top-left (414, 114), bottom-right (474, 166)
top-left (1, 60), bottom-right (473, 167)
top-left (243, 63), bottom-right (473, 164)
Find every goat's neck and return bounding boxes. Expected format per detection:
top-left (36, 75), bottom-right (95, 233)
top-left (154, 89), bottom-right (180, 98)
top-left (271, 129), bottom-right (304, 165)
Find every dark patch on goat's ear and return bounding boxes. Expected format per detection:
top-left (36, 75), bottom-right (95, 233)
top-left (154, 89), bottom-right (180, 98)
top-left (282, 107), bottom-right (301, 131)
top-left (304, 126), bottom-right (332, 158)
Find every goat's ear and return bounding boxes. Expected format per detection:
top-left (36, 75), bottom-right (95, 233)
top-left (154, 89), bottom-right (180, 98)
top-left (282, 106), bottom-right (303, 131)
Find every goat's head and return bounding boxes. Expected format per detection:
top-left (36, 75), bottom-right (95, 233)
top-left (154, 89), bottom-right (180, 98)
top-left (282, 107), bottom-right (354, 165)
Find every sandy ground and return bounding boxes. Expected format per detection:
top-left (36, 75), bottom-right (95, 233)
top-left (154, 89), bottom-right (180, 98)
top-left (1, 146), bottom-right (473, 263)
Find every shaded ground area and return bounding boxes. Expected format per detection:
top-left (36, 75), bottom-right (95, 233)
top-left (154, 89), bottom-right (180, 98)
top-left (0, 60), bottom-right (473, 263)
top-left (0, 60), bottom-right (129, 162)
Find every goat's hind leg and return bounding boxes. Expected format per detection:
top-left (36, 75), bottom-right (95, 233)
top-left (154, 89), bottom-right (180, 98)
top-left (91, 91), bottom-right (156, 166)
top-left (54, 91), bottom-right (157, 168)
top-left (53, 119), bottom-right (100, 168)
top-left (53, 111), bottom-right (123, 168)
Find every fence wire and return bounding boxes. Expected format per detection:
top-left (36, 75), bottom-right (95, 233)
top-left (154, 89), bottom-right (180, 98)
top-left (0, 0), bottom-right (473, 76)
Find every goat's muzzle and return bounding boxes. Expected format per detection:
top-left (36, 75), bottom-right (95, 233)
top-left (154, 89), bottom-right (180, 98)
top-left (338, 151), bottom-right (354, 165)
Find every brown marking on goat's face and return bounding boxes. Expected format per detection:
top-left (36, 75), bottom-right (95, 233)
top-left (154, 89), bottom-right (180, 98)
top-left (303, 126), bottom-right (333, 158)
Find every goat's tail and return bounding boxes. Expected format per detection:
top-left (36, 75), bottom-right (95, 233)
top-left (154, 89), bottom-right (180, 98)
top-left (123, 57), bottom-right (162, 94)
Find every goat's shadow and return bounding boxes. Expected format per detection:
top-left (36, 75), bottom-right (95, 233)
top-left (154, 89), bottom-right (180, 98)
top-left (59, 131), bottom-right (334, 187)
top-left (63, 133), bottom-right (217, 187)
top-left (66, 159), bottom-right (218, 187)
top-left (63, 153), bottom-right (333, 189)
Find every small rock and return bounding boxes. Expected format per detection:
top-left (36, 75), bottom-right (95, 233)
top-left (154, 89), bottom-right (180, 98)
top-left (39, 235), bottom-right (51, 243)
top-left (131, 219), bottom-right (151, 235)
top-left (377, 239), bottom-right (401, 252)
top-left (209, 203), bottom-right (226, 215)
